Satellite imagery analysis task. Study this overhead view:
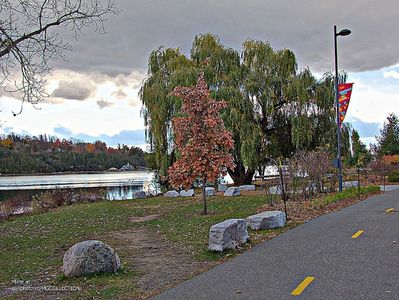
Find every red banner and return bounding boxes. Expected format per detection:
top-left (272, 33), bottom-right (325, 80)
top-left (338, 83), bottom-right (354, 126)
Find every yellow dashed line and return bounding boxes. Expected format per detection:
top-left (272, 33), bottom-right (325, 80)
top-left (351, 230), bottom-right (364, 239)
top-left (385, 208), bottom-right (395, 213)
top-left (291, 276), bottom-right (315, 296)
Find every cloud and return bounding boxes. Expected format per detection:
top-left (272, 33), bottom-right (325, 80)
top-left (52, 0), bottom-right (399, 77)
top-left (96, 99), bottom-right (114, 109)
top-left (383, 70), bottom-right (399, 80)
top-left (53, 126), bottom-right (146, 147)
top-left (52, 80), bottom-right (94, 100)
top-left (111, 89), bottom-right (127, 99)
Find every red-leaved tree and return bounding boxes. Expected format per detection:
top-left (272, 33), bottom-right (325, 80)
top-left (168, 73), bottom-right (235, 214)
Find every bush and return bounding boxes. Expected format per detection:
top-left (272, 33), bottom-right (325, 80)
top-left (388, 170), bottom-right (399, 182)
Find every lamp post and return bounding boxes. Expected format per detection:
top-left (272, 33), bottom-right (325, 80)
top-left (334, 25), bottom-right (351, 192)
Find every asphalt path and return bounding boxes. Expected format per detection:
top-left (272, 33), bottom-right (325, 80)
top-left (154, 187), bottom-right (399, 300)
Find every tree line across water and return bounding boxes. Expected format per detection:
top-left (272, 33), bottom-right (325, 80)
top-left (0, 133), bottom-right (146, 174)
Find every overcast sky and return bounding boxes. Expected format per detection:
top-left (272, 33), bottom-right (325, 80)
top-left (1, 0), bottom-right (399, 148)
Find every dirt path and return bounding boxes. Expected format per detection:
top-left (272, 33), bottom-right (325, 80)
top-left (106, 224), bottom-right (211, 299)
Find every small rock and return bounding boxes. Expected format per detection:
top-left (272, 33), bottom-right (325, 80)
top-left (342, 181), bottom-right (359, 188)
top-left (63, 240), bottom-right (121, 278)
top-left (268, 185), bottom-right (282, 195)
top-left (224, 187), bottom-right (240, 197)
top-left (163, 190), bottom-right (179, 197)
top-left (208, 219), bottom-right (249, 251)
top-left (246, 211), bottom-right (286, 230)
top-left (180, 189), bottom-right (195, 197)
top-left (239, 185), bottom-right (256, 191)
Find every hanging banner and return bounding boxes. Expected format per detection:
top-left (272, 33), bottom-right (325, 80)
top-left (338, 83), bottom-right (354, 126)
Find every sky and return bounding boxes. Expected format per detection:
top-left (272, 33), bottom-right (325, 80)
top-left (1, 0), bottom-right (398, 149)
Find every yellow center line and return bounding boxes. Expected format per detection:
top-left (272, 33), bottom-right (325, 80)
top-left (385, 208), bottom-right (395, 213)
top-left (351, 230), bottom-right (364, 239)
top-left (291, 276), bottom-right (315, 296)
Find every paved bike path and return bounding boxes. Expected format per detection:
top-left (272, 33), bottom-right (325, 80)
top-left (154, 187), bottom-right (399, 299)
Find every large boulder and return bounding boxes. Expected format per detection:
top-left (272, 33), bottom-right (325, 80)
top-left (205, 187), bottom-right (215, 196)
top-left (180, 189), bottom-right (195, 197)
top-left (239, 185), bottom-right (256, 191)
top-left (224, 187), bottom-right (240, 197)
top-left (163, 190), bottom-right (179, 197)
top-left (133, 191), bottom-right (146, 199)
top-left (63, 240), bottom-right (121, 278)
top-left (208, 219), bottom-right (249, 251)
top-left (218, 183), bottom-right (228, 192)
top-left (246, 211), bottom-right (286, 230)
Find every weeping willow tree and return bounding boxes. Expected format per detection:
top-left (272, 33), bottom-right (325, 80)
top-left (140, 33), bottom-right (345, 186)
top-left (139, 48), bottom-right (198, 184)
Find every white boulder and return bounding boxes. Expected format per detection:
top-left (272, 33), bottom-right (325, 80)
top-left (246, 211), bottom-right (286, 230)
top-left (208, 219), bottom-right (249, 251)
top-left (163, 190), bottom-right (179, 197)
top-left (343, 181), bottom-right (359, 188)
top-left (224, 187), bottom-right (240, 197)
top-left (180, 189), bottom-right (195, 197)
top-left (239, 185), bottom-right (256, 191)
top-left (268, 185), bottom-right (282, 195)
top-left (63, 240), bottom-right (121, 278)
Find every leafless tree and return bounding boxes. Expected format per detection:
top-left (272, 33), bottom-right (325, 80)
top-left (0, 0), bottom-right (117, 114)
top-left (290, 149), bottom-right (331, 200)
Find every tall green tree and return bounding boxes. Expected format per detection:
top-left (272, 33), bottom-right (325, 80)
top-left (351, 129), bottom-right (371, 166)
top-left (377, 113), bottom-right (399, 155)
top-left (140, 34), bottom-right (339, 185)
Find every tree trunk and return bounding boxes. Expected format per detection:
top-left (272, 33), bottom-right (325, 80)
top-left (228, 162), bottom-right (255, 185)
top-left (202, 181), bottom-right (207, 215)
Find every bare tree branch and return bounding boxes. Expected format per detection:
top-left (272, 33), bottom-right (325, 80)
top-left (0, 0), bottom-right (117, 114)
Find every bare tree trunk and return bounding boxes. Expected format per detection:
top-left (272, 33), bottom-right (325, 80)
top-left (228, 164), bottom-right (255, 185)
top-left (202, 177), bottom-right (207, 215)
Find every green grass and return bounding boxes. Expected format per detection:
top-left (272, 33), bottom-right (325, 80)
top-left (314, 185), bottom-right (380, 207)
top-left (147, 195), bottom-right (271, 260)
top-left (0, 195), bottom-right (271, 298)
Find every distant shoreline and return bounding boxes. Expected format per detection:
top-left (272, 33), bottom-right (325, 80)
top-left (0, 169), bottom-right (150, 177)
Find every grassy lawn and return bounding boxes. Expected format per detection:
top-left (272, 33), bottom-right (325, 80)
top-left (0, 186), bottom-right (380, 299)
top-left (0, 194), bottom-right (273, 298)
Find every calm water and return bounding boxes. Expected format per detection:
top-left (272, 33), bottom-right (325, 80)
top-left (0, 171), bottom-right (154, 202)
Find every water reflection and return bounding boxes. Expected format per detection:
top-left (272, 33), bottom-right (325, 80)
top-left (106, 185), bottom-right (143, 200)
top-left (0, 185), bottom-right (146, 203)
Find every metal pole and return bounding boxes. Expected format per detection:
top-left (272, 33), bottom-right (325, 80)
top-left (334, 25), bottom-right (343, 192)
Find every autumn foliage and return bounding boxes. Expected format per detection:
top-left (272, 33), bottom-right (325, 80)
top-left (168, 73), bottom-right (235, 212)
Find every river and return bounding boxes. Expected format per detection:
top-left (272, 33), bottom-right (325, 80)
top-left (0, 171), bottom-right (155, 202)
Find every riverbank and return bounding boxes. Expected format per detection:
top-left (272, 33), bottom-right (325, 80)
top-left (0, 186), bottom-right (380, 299)
top-left (0, 168), bottom-right (150, 177)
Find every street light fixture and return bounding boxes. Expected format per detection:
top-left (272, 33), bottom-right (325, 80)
top-left (334, 25), bottom-right (351, 192)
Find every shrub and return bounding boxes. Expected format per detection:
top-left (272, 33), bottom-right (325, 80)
top-left (388, 170), bottom-right (399, 182)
